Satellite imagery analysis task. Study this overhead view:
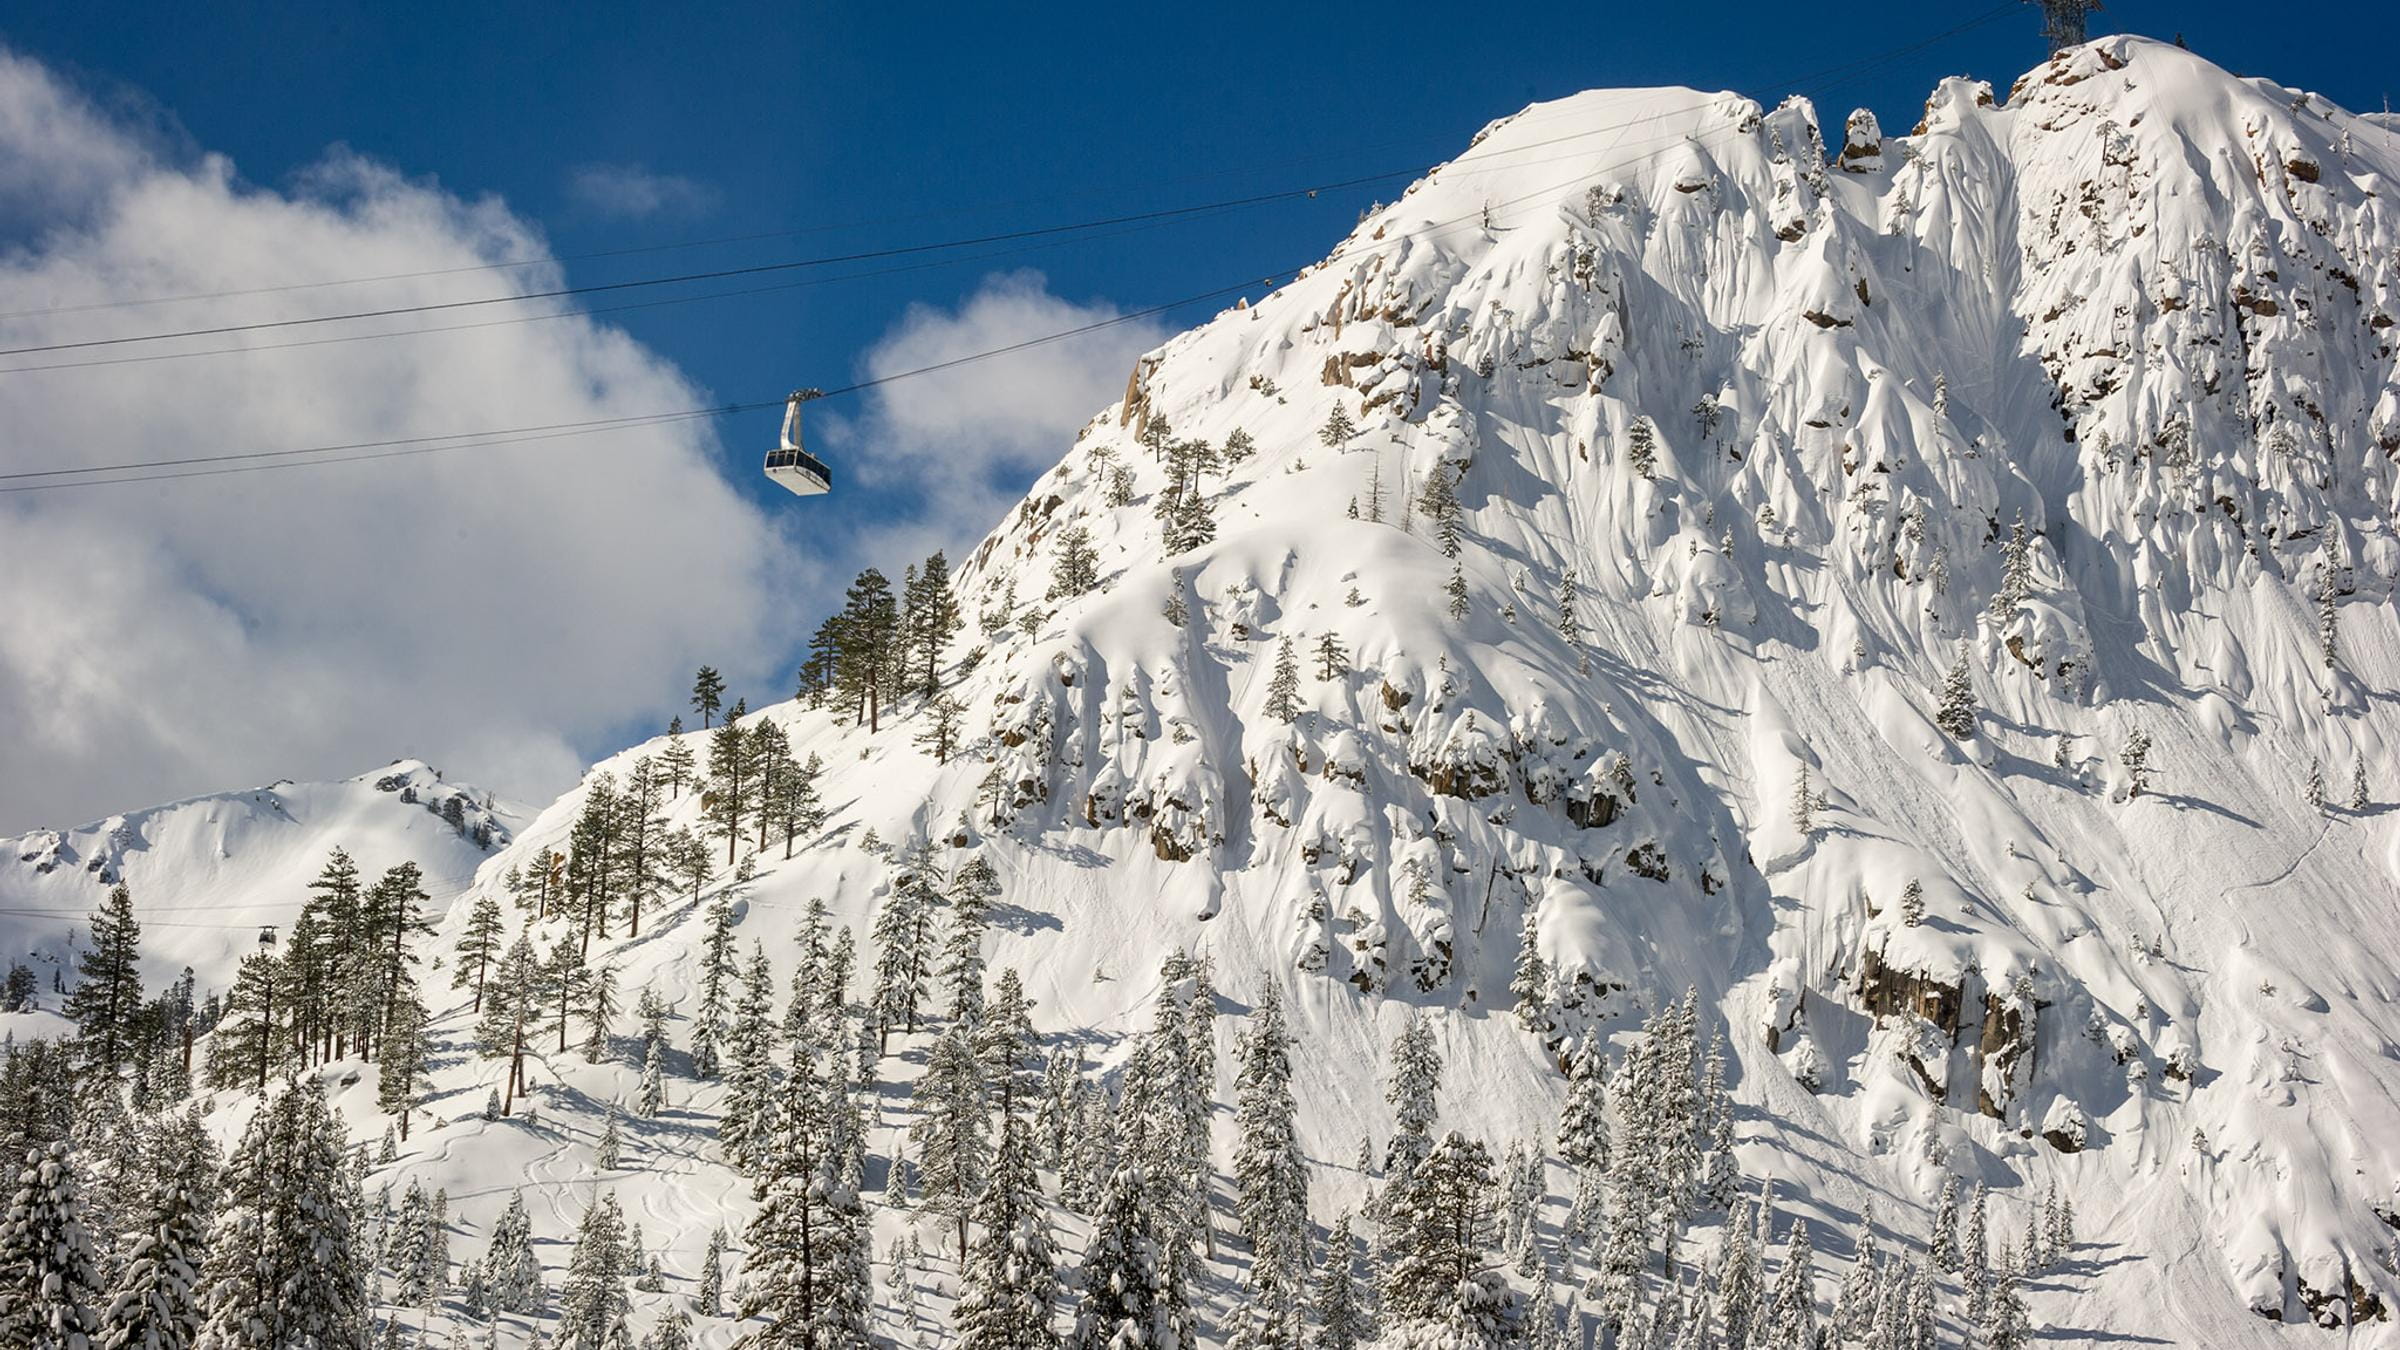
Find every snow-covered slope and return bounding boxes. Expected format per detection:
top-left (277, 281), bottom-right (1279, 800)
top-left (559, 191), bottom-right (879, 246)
top-left (0, 759), bottom-right (516, 995)
top-left (17, 33), bottom-right (2400, 1349)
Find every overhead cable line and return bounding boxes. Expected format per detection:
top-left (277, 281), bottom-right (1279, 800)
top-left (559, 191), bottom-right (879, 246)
top-left (1, 3), bottom-right (2020, 494)
top-left (0, 3), bottom-right (2017, 365)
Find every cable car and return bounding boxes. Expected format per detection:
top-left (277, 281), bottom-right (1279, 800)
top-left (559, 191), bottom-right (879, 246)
top-left (764, 389), bottom-right (832, 496)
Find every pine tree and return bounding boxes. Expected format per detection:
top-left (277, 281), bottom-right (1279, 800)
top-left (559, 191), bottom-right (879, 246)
top-left (473, 933), bottom-right (542, 1113)
top-left (1319, 404), bottom-right (1357, 450)
top-left (978, 969), bottom-right (1039, 1117)
top-left (906, 549), bottom-right (963, 700)
top-left (1233, 983), bottom-right (1308, 1302)
top-left (1445, 563), bottom-right (1469, 621)
top-left (1990, 513), bottom-right (2034, 622)
top-left (2121, 728), bottom-right (2153, 797)
top-left (740, 1068), bottom-right (870, 1347)
top-left (1309, 1212), bottom-right (1367, 1350)
top-left (1383, 1013), bottom-right (1443, 1184)
top-left (481, 1190), bottom-right (545, 1315)
top-left (1936, 640), bottom-right (1977, 739)
top-left (1963, 1181), bottom-right (1991, 1325)
top-left (376, 989), bottom-right (432, 1139)
top-left (1047, 527), bottom-right (1100, 602)
top-left (660, 718), bottom-right (697, 798)
top-left (953, 1114), bottom-right (1057, 1349)
top-left (1626, 418), bottom-right (1659, 478)
top-left (695, 1227), bottom-right (725, 1318)
top-left (192, 1080), bottom-right (365, 1350)
top-left (1418, 468), bottom-right (1463, 558)
top-left (68, 886), bottom-right (144, 1072)
top-left (940, 857), bottom-right (998, 1028)
top-left (0, 1141), bottom-right (104, 1349)
top-left (452, 894), bottom-right (506, 1014)
top-left (911, 1027), bottom-right (990, 1258)
top-left (2306, 759), bottom-right (2327, 812)
top-left (917, 695), bottom-right (967, 762)
top-left (1900, 879), bottom-right (1926, 927)
top-left (2353, 758), bottom-right (2372, 812)
top-left (1986, 1259), bottom-right (2032, 1349)
top-left (869, 843), bottom-right (943, 1050)
top-left (1761, 1219), bottom-right (1816, 1349)
top-left (1509, 904), bottom-right (1551, 1033)
top-left (691, 667), bottom-right (726, 728)
top-left (558, 1192), bottom-right (629, 1350)
top-left (1224, 427), bottom-right (1256, 463)
top-left (1931, 1176), bottom-right (1960, 1272)
top-left (99, 1111), bottom-right (216, 1350)
top-left (1314, 633), bottom-right (1349, 682)
top-left (636, 1039), bottom-right (667, 1120)
top-left (1067, 1165), bottom-right (1187, 1350)
top-left (1379, 1131), bottom-right (1518, 1337)
top-left (1265, 639), bottom-right (1302, 725)
top-left (1712, 1200), bottom-right (1765, 1348)
top-left (1791, 763), bottom-right (1816, 835)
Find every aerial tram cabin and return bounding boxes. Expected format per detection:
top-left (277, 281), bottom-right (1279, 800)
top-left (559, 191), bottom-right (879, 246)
top-left (764, 389), bottom-right (832, 496)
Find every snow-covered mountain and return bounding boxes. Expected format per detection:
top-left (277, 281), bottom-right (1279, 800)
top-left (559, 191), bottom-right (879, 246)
top-left (15, 33), bottom-right (2400, 1349)
top-left (0, 759), bottom-right (517, 995)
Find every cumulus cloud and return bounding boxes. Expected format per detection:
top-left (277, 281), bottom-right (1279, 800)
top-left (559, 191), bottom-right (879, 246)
top-left (565, 162), bottom-right (719, 221)
top-left (0, 48), bottom-right (791, 832)
top-left (832, 269), bottom-right (1169, 552)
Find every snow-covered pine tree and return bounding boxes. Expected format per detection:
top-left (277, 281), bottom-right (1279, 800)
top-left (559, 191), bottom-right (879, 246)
top-left (1930, 1176), bottom-right (1959, 1272)
top-left (1936, 640), bottom-right (1977, 739)
top-left (978, 968), bottom-right (1038, 1118)
top-left (99, 1109), bottom-right (217, 1350)
top-left (695, 1227), bottom-right (725, 1318)
top-left (1383, 1013), bottom-right (1443, 1184)
top-left (1761, 1219), bottom-right (1816, 1349)
top-left (1899, 879), bottom-right (1926, 927)
top-left (1233, 982), bottom-right (1309, 1305)
top-left (952, 1113), bottom-right (1056, 1350)
top-left (2121, 728), bottom-right (2153, 797)
top-left (1713, 1200), bottom-right (1765, 1349)
top-left (1418, 467), bottom-right (1463, 558)
top-left (596, 1107), bottom-right (624, 1171)
top-left (557, 1192), bottom-right (629, 1350)
top-left (690, 884), bottom-right (741, 1078)
top-left (1626, 417), bottom-right (1659, 478)
top-left (1046, 526), bottom-right (1100, 601)
top-left (192, 1079), bottom-right (366, 1350)
top-left (1790, 763), bottom-right (1816, 834)
top-left (636, 1037), bottom-right (666, 1119)
top-left (480, 1190), bottom-right (544, 1315)
top-left (0, 1140), bottom-right (104, 1349)
top-left (1068, 1165), bottom-right (1187, 1350)
top-left (1445, 562), bottom-right (1469, 621)
top-left (1509, 903), bottom-right (1551, 1033)
top-left (2306, 758), bottom-right (2327, 812)
top-left (1319, 404), bottom-right (1357, 450)
top-left (1310, 1212), bottom-right (1367, 1350)
top-left (2354, 758), bottom-right (2372, 812)
top-left (1379, 1131), bottom-right (1519, 1338)
top-left (910, 1026), bottom-right (990, 1257)
top-left (715, 945), bottom-right (781, 1174)
top-left (1265, 640), bottom-right (1303, 724)
top-left (739, 1068), bottom-right (871, 1347)
top-left (940, 855), bottom-right (999, 1027)
top-left (1963, 1181), bottom-right (1991, 1324)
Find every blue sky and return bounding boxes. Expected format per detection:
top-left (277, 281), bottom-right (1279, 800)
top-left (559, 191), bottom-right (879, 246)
top-left (20, 2), bottom-right (2394, 560)
top-left (1, 2), bottom-right (2393, 822)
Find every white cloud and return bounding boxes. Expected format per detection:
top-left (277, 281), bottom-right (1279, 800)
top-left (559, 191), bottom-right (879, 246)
top-left (833, 270), bottom-right (1169, 552)
top-left (565, 162), bottom-right (719, 221)
top-left (0, 49), bottom-right (792, 832)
